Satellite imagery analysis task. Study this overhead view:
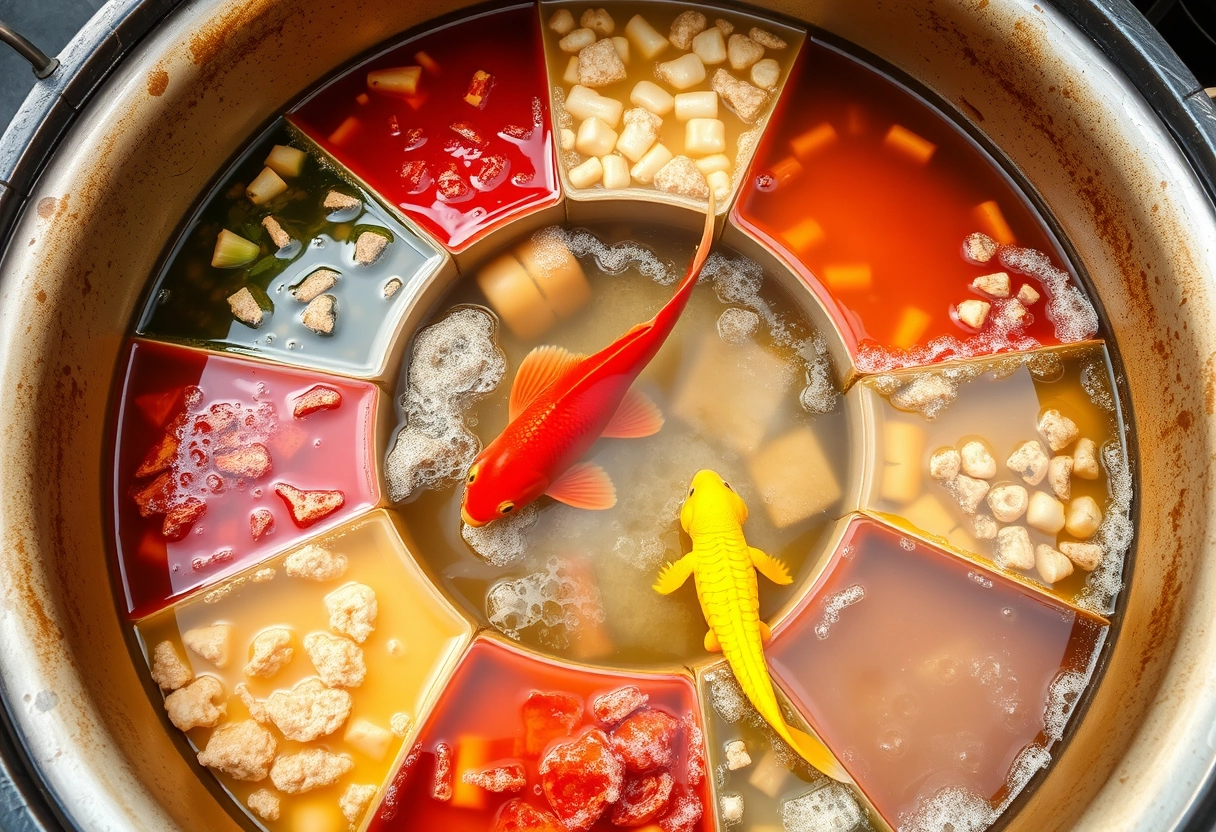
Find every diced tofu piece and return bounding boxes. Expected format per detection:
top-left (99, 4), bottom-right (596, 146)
top-left (1048, 455), bottom-right (1073, 500)
top-left (880, 420), bottom-right (925, 504)
top-left (973, 514), bottom-right (998, 539)
top-left (823, 263), bottom-right (872, 292)
top-left (655, 53), bottom-right (707, 91)
top-left (184, 624), bottom-right (233, 668)
top-left (1036, 544), bottom-right (1073, 583)
top-left (345, 718), bottom-right (393, 761)
top-left (722, 794), bottom-right (744, 824)
top-left (302, 294), bottom-right (336, 335)
top-left (975, 200), bottom-right (1016, 245)
top-left (150, 641), bottom-right (193, 691)
top-left (1060, 541), bottom-right (1104, 571)
top-left (261, 216), bottom-right (291, 249)
top-left (576, 116), bottom-right (619, 157)
top-left (270, 749), bottom-right (353, 794)
top-left (326, 582), bottom-right (377, 643)
top-left (1026, 491), bottom-right (1066, 534)
top-left (566, 85), bottom-right (623, 128)
top-left (685, 118), bottom-right (725, 155)
top-left (890, 373), bottom-right (954, 415)
top-left (1038, 409), bottom-right (1079, 452)
top-left (340, 784), bottom-right (377, 824)
top-left (616, 107), bottom-right (662, 162)
top-left (956, 299), bottom-right (991, 329)
top-left (1007, 440), bottom-right (1049, 485)
top-left (751, 58), bottom-right (781, 90)
top-left (711, 68), bottom-right (768, 123)
top-left (669, 10), bottom-right (707, 49)
top-left (625, 14), bottom-right (669, 60)
top-left (323, 190), bottom-right (360, 212)
top-left (197, 720), bottom-right (276, 782)
top-left (748, 428), bottom-right (842, 528)
top-left (1065, 496), bottom-right (1103, 539)
top-left (563, 55), bottom-right (580, 85)
top-left (560, 127), bottom-right (576, 151)
top-left (960, 440), bottom-right (996, 479)
top-left (612, 36), bottom-right (629, 62)
top-left (953, 474), bottom-right (990, 514)
top-left (390, 712), bottom-right (413, 737)
top-left (987, 484), bottom-right (1028, 522)
top-left (383, 277), bottom-right (403, 298)
top-left (884, 125), bottom-right (936, 165)
top-left (674, 91), bottom-right (718, 121)
top-left (630, 142), bottom-right (674, 184)
top-left (971, 271), bottom-right (1011, 297)
top-left (653, 155), bottom-right (709, 199)
top-left (929, 447), bottom-right (961, 481)
top-left (265, 678), bottom-right (352, 742)
top-left (569, 156), bottom-right (605, 189)
top-left (707, 170), bottom-right (731, 203)
top-left (581, 8), bottom-right (615, 35)
top-left (578, 38), bottom-right (627, 87)
top-left (366, 66), bottom-right (421, 95)
top-left (293, 268), bottom-right (338, 303)
top-left (727, 35), bottom-right (765, 71)
top-left (994, 526), bottom-right (1035, 570)
top-left (1018, 283), bottom-right (1042, 304)
top-left (891, 306), bottom-right (932, 349)
top-left (791, 123), bottom-right (837, 158)
top-left (716, 18), bottom-right (735, 35)
top-left (247, 789), bottom-right (280, 821)
top-left (692, 28), bottom-right (727, 65)
top-left (264, 144), bottom-right (306, 178)
top-left (304, 632), bottom-right (366, 688)
top-left (725, 739), bottom-right (751, 770)
top-left (214, 230), bottom-right (261, 270)
top-left (749, 27), bottom-right (787, 48)
top-left (963, 231), bottom-right (999, 263)
top-left (630, 80), bottom-right (674, 116)
top-left (1074, 437), bottom-right (1101, 478)
top-left (902, 492), bottom-right (957, 538)
top-left (559, 27), bottom-right (596, 54)
top-left (355, 230), bottom-right (389, 264)
top-left (748, 750), bottom-right (786, 798)
top-left (477, 252), bottom-right (556, 341)
top-left (244, 627), bottom-right (293, 678)
top-left (549, 9), bottom-right (575, 35)
top-left (516, 229), bottom-right (591, 319)
top-left (165, 676), bottom-right (226, 731)
top-left (780, 217), bottom-right (823, 254)
top-left (695, 154), bottom-right (731, 175)
top-left (601, 154), bottom-right (631, 189)
top-left (284, 543), bottom-right (347, 581)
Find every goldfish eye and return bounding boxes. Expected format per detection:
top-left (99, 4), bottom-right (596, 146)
top-left (723, 481), bottom-right (733, 491)
top-left (688, 487), bottom-right (695, 497)
top-left (467, 468), bottom-right (478, 484)
top-left (498, 501), bottom-right (515, 515)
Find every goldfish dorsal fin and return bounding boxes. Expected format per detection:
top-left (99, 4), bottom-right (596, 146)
top-left (509, 346), bottom-right (586, 421)
top-left (601, 388), bottom-right (664, 439)
top-left (546, 462), bottom-right (616, 510)
top-left (749, 546), bottom-right (794, 585)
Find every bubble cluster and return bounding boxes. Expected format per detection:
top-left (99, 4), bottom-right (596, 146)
top-left (461, 502), bottom-right (539, 567)
top-left (782, 783), bottom-right (868, 832)
top-left (485, 556), bottom-right (605, 649)
top-left (706, 666), bottom-right (752, 726)
top-left (558, 227), bottom-right (675, 284)
top-left (814, 585), bottom-right (865, 640)
top-left (995, 744), bottom-right (1052, 814)
top-left (1042, 669), bottom-right (1088, 742)
top-left (1079, 357), bottom-right (1116, 411)
top-left (385, 307), bottom-right (505, 502)
top-left (1077, 442), bottom-right (1134, 614)
top-left (898, 786), bottom-right (996, 832)
top-left (718, 307), bottom-right (760, 345)
top-left (998, 246), bottom-right (1098, 344)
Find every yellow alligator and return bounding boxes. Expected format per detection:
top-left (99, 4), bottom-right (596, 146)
top-left (654, 469), bottom-right (850, 782)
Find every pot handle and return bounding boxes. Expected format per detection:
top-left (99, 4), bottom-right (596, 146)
top-left (0, 20), bottom-right (58, 80)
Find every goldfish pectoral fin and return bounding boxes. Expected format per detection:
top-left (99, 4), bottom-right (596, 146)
top-left (759, 621), bottom-right (773, 644)
top-left (786, 725), bottom-right (853, 784)
top-left (704, 630), bottom-right (722, 653)
top-left (601, 388), bottom-right (664, 439)
top-left (546, 462), bottom-right (616, 510)
top-left (749, 546), bottom-right (794, 585)
top-left (652, 554), bottom-right (695, 595)
top-left (509, 346), bottom-right (586, 421)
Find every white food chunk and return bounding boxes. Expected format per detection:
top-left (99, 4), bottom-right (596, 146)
top-left (390, 712), bottom-right (413, 738)
top-left (580, 8), bottom-right (615, 36)
top-left (674, 91), bottom-right (718, 121)
top-left (994, 526), bottom-right (1034, 570)
top-left (963, 232), bottom-right (999, 263)
top-left (341, 783), bottom-right (377, 824)
top-left (247, 789), bottom-right (280, 821)
top-left (244, 627), bottom-right (294, 678)
top-left (548, 9), bottom-right (575, 35)
top-left (1074, 437), bottom-right (1101, 479)
top-left (929, 447), bottom-right (961, 481)
top-left (559, 27), bottom-right (596, 54)
top-left (971, 271), bottom-right (1010, 297)
top-left (890, 373), bottom-right (953, 414)
top-left (197, 720), bottom-right (277, 781)
top-left (725, 739), bottom-right (751, 770)
top-left (227, 287), bottom-right (263, 328)
top-left (284, 544), bottom-right (348, 581)
top-left (625, 14), bottom-right (669, 60)
top-left (293, 268), bottom-right (338, 303)
top-left (164, 676), bottom-right (226, 731)
top-left (692, 28), bottom-right (727, 65)
top-left (727, 34), bottom-right (764, 71)
top-left (998, 299), bottom-right (1029, 327)
top-left (150, 641), bottom-right (192, 691)
top-left (630, 142), bottom-right (674, 184)
top-left (265, 678), bottom-right (352, 742)
top-left (235, 682), bottom-right (268, 723)
top-left (711, 68), bottom-right (768, 123)
top-left (1035, 544), bottom-right (1074, 583)
top-left (612, 36), bottom-right (629, 63)
top-left (1017, 283), bottom-right (1041, 304)
top-left (987, 484), bottom-right (1029, 523)
top-left (1038, 409), bottom-right (1079, 452)
top-left (715, 18), bottom-right (734, 35)
top-left (956, 298), bottom-right (991, 329)
top-left (1060, 541), bottom-right (1104, 571)
top-left (655, 53), bottom-right (707, 91)
top-left (601, 154), bottom-right (631, 190)
top-left (262, 216), bottom-right (291, 249)
top-left (1047, 455), bottom-right (1073, 500)
top-left (629, 80), bottom-right (674, 116)
top-left (653, 155), bottom-right (709, 199)
top-left (973, 514), bottom-right (998, 539)
top-left (269, 749), bottom-right (353, 794)
top-left (669, 10), bottom-right (707, 49)
top-left (568, 156), bottom-right (604, 189)
top-left (578, 38), bottom-right (626, 87)
top-left (344, 718), bottom-right (393, 761)
top-left (953, 474), bottom-right (990, 514)
top-left (1065, 495), bottom-right (1103, 539)
top-left (1026, 491), bottom-right (1066, 534)
top-left (304, 633), bottom-right (366, 688)
top-left (616, 107), bottom-right (661, 162)
top-left (560, 127), bottom-right (576, 151)
top-left (354, 231), bottom-right (388, 265)
top-left (301, 295), bottom-right (336, 335)
top-left (960, 440), bottom-right (996, 479)
top-left (750, 58), bottom-right (780, 90)
top-left (323, 190), bottom-right (359, 211)
top-left (575, 116), bottom-right (619, 157)
top-left (685, 118), bottom-right (726, 155)
top-left (694, 153), bottom-right (731, 175)
top-left (563, 55), bottom-right (580, 85)
top-left (565, 84), bottom-right (623, 128)
top-left (748, 27), bottom-right (787, 48)
top-left (183, 624), bottom-right (233, 668)
top-left (706, 169), bottom-right (731, 203)
top-left (722, 793), bottom-right (744, 823)
top-left (1006, 440), bottom-right (1049, 486)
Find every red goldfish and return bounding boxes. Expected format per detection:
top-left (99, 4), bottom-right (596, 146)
top-left (461, 197), bottom-right (715, 527)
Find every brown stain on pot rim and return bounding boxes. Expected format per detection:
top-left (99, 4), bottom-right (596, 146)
top-left (146, 69), bottom-right (169, 97)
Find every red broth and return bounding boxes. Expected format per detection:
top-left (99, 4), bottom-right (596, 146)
top-left (110, 340), bottom-right (380, 616)
top-left (289, 4), bottom-right (559, 252)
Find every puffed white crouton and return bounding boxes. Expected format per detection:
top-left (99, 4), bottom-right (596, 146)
top-left (183, 624), bottom-right (233, 668)
top-left (580, 8), bottom-right (615, 35)
top-left (986, 484), bottom-right (1028, 523)
top-left (243, 628), bottom-right (293, 679)
top-left (341, 783), bottom-right (377, 823)
top-left (692, 27), bottom-right (726, 65)
top-left (602, 154), bottom-right (631, 189)
top-left (748, 27), bottom-right (787, 49)
top-left (655, 53), bottom-right (707, 91)
top-left (711, 69), bottom-right (768, 124)
top-left (568, 156), bottom-right (604, 189)
top-left (669, 10), bottom-right (707, 49)
top-left (390, 712), bottom-right (413, 738)
top-left (1074, 437), bottom-right (1101, 479)
top-left (326, 583), bottom-right (378, 643)
top-left (1026, 491), bottom-right (1066, 534)
top-left (578, 38), bottom-right (626, 87)
top-left (725, 739), bottom-right (751, 770)
top-left (165, 676), bottom-right (226, 731)
top-left (727, 35), bottom-right (764, 71)
top-left (293, 268), bottom-right (338, 303)
top-left (302, 295), bottom-right (336, 335)
top-left (227, 287), bottom-right (264, 328)
top-left (1038, 409), bottom-right (1079, 452)
top-left (323, 191), bottom-right (360, 212)
top-left (1065, 496), bottom-right (1103, 539)
top-left (716, 18), bottom-right (734, 35)
top-left (548, 9), bottom-right (575, 35)
top-left (247, 789), bottom-right (280, 821)
top-left (262, 216), bottom-right (291, 249)
top-left (960, 440), bottom-right (996, 479)
top-left (953, 474), bottom-right (990, 514)
top-left (973, 514), bottom-right (998, 539)
top-left (265, 677), bottom-right (352, 742)
top-left (150, 641), bottom-right (192, 691)
top-left (1060, 541), bottom-right (1104, 571)
top-left (956, 298), bottom-right (990, 329)
top-left (1007, 440), bottom-right (1049, 486)
top-left (625, 14), bottom-right (669, 60)
top-left (560, 127), bottom-right (576, 151)
top-left (284, 544), bottom-right (348, 581)
top-left (616, 107), bottom-right (661, 162)
top-left (559, 27), bottom-right (596, 54)
top-left (929, 447), bottom-right (961, 482)
top-left (576, 116), bottom-right (619, 157)
top-left (630, 142), bottom-right (674, 184)
top-left (1017, 283), bottom-right (1041, 304)
top-left (653, 155), bottom-right (709, 199)
top-left (963, 232), bottom-right (999, 263)
top-left (1047, 455), bottom-right (1073, 500)
top-left (751, 58), bottom-right (780, 90)
top-left (345, 718), bottom-right (393, 761)
top-left (234, 682), bottom-right (268, 723)
top-left (1035, 544), bottom-right (1073, 583)
top-left (197, 720), bottom-right (277, 781)
top-left (971, 272), bottom-right (1010, 298)
top-left (630, 80), bottom-right (674, 116)
top-left (304, 633), bottom-right (366, 688)
top-left (355, 231), bottom-right (388, 265)
top-left (722, 794), bottom-right (744, 824)
top-left (994, 526), bottom-right (1034, 570)
top-left (269, 749), bottom-right (353, 794)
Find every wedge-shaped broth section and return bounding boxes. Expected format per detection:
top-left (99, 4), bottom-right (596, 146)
top-left (768, 516), bottom-right (1107, 831)
top-left (733, 43), bottom-right (1098, 371)
top-left (368, 637), bottom-right (712, 832)
top-left (112, 340), bottom-right (380, 615)
top-left (138, 122), bottom-right (444, 378)
top-left (136, 511), bottom-right (472, 831)
top-left (289, 4), bottom-right (560, 251)
top-left (860, 343), bottom-right (1131, 613)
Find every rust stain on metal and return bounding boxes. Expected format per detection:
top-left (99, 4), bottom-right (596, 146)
top-left (1204, 352), bottom-right (1216, 414)
top-left (146, 69), bottom-right (169, 97)
top-left (36, 198), bottom-right (56, 219)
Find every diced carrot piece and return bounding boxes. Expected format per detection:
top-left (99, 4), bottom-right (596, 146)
top-left (355, 92), bottom-right (370, 106)
top-left (405, 93), bottom-right (429, 111)
top-left (974, 199), bottom-right (1016, 245)
top-left (769, 156), bottom-right (802, 187)
top-left (884, 124), bottom-right (936, 164)
top-left (415, 51), bottom-right (440, 74)
top-left (891, 306), bottom-right (932, 349)
top-left (781, 217), bottom-right (824, 255)
top-left (822, 263), bottom-right (872, 292)
top-left (367, 65), bottom-right (422, 95)
top-left (790, 122), bottom-right (837, 159)
top-left (328, 116), bottom-right (360, 146)
top-left (451, 736), bottom-right (494, 809)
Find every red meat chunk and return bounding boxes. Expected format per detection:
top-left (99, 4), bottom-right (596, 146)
top-left (432, 742), bottom-right (454, 801)
top-left (610, 709), bottom-right (679, 773)
top-left (462, 762), bottom-right (527, 793)
top-left (436, 165), bottom-right (472, 202)
top-left (132, 472), bottom-right (174, 518)
top-left (449, 120), bottom-right (489, 148)
top-left (249, 508), bottom-right (274, 541)
top-left (592, 686), bottom-right (649, 727)
top-left (214, 443), bottom-right (272, 479)
top-left (401, 160), bottom-right (431, 194)
top-left (517, 692), bottom-right (583, 758)
top-left (493, 799), bottom-right (564, 832)
top-left (539, 729), bottom-right (624, 832)
top-left (611, 770), bottom-right (674, 827)
top-left (273, 483), bottom-right (344, 527)
top-left (162, 497), bottom-right (205, 541)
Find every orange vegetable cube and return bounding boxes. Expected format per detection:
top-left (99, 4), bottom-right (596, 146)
top-left (780, 217), bottom-right (824, 255)
top-left (884, 124), bottom-right (936, 164)
top-left (974, 199), bottom-right (1016, 245)
top-left (822, 263), bottom-right (872, 292)
top-left (328, 116), bottom-right (360, 146)
top-left (451, 736), bottom-right (494, 809)
top-left (464, 70), bottom-right (495, 109)
top-left (769, 156), bottom-right (803, 187)
top-left (367, 65), bottom-right (422, 95)
top-left (355, 92), bottom-right (369, 106)
top-left (790, 122), bottom-right (837, 159)
top-left (415, 51), bottom-right (441, 74)
top-left (890, 306), bottom-right (932, 349)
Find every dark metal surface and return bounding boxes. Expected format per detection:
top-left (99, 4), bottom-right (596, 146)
top-left (0, 21), bottom-right (60, 78)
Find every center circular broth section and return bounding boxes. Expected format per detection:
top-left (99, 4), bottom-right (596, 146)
top-left (386, 217), bottom-right (853, 669)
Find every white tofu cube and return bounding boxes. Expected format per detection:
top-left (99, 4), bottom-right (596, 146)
top-left (685, 118), bottom-right (726, 155)
top-left (706, 169), bottom-right (731, 203)
top-left (1065, 496), bottom-right (1103, 539)
top-left (568, 156), bottom-right (604, 189)
top-left (971, 271), bottom-right (1011, 298)
top-left (987, 484), bottom-right (1028, 523)
top-left (563, 56), bottom-right (580, 85)
top-left (630, 80), bottom-right (674, 116)
top-left (344, 719), bottom-right (392, 761)
top-left (881, 421), bottom-right (926, 504)
top-left (953, 474), bottom-right (990, 514)
top-left (727, 34), bottom-right (765, 71)
top-left (748, 427), bottom-right (842, 528)
top-left (963, 232), bottom-right (999, 263)
top-left (751, 58), bottom-right (781, 90)
top-left (1018, 283), bottom-right (1042, 304)
top-left (674, 91), bottom-right (719, 120)
top-left (1026, 491), bottom-right (1066, 534)
top-left (669, 10), bottom-right (707, 50)
top-left (1047, 455), bottom-right (1073, 500)
top-left (748, 751), bottom-right (786, 799)
top-left (655, 53), bottom-right (707, 91)
top-left (559, 27), bottom-right (596, 54)
top-left (929, 447), bottom-right (961, 481)
top-left (611, 36), bottom-right (629, 63)
top-left (1038, 409), bottom-right (1079, 452)
top-left (956, 298), bottom-right (991, 329)
top-left (629, 142), bottom-right (673, 184)
top-left (692, 28), bottom-right (727, 65)
top-left (565, 85), bottom-right (623, 128)
top-left (973, 514), bottom-right (998, 539)
top-left (625, 14), bottom-right (669, 60)
top-left (600, 154), bottom-right (631, 189)
top-left (575, 116), bottom-right (619, 157)
top-left (1036, 544), bottom-right (1074, 583)
top-left (616, 107), bottom-right (661, 163)
top-left (1074, 437), bottom-right (1101, 479)
top-left (960, 440), bottom-right (996, 479)
top-left (721, 794), bottom-right (744, 824)
top-left (578, 38), bottom-right (627, 87)
top-left (548, 9), bottom-right (575, 35)
top-left (580, 8), bottom-right (615, 36)
top-left (1006, 440), bottom-right (1049, 486)
top-left (559, 128), bottom-right (576, 151)
top-left (1060, 541), bottom-right (1104, 571)
top-left (994, 526), bottom-right (1035, 570)
top-left (725, 739), bottom-right (751, 770)
top-left (694, 154), bottom-right (731, 175)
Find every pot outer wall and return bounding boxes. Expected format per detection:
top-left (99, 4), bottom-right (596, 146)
top-left (0, 0), bottom-right (1215, 830)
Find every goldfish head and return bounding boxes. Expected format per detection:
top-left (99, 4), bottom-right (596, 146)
top-left (460, 449), bottom-right (548, 528)
top-left (680, 469), bottom-right (747, 534)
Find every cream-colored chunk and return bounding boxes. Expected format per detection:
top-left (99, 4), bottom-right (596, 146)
top-left (1047, 455), bottom-right (1073, 500)
top-left (1060, 541), bottom-right (1104, 571)
top-left (890, 373), bottom-right (953, 414)
top-left (559, 27), bottom-right (596, 54)
top-left (1065, 496), bottom-right (1103, 539)
top-left (247, 789), bottom-right (280, 821)
top-left (1026, 491), bottom-right (1066, 534)
top-left (560, 127), bottom-right (576, 151)
top-left (284, 543), bottom-right (348, 581)
top-left (1006, 440), bottom-right (1049, 486)
top-left (616, 107), bottom-right (661, 162)
top-left (653, 155), bottom-right (709, 199)
top-left (354, 231), bottom-right (388, 265)
top-left (963, 232), bottom-right (999, 263)
top-left (578, 38), bottom-right (626, 88)
top-left (727, 34), bottom-right (764, 71)
top-left (575, 116), bottom-right (619, 157)
top-left (1074, 438), bottom-right (1101, 479)
top-left (694, 153), bottom-right (731, 175)
top-left (341, 784), bottom-right (377, 824)
top-left (165, 676), bottom-right (226, 731)
top-left (655, 53), bottom-right (707, 91)
top-left (612, 36), bottom-right (629, 62)
top-left (629, 80), bottom-right (674, 116)
top-left (227, 287), bottom-right (263, 328)
top-left (971, 272), bottom-right (1010, 298)
top-left (304, 633), bottom-right (366, 688)
top-left (994, 526), bottom-right (1035, 570)
top-left (1038, 409), bottom-right (1079, 452)
top-left (235, 682), bottom-right (268, 723)
top-left (323, 190), bottom-right (359, 212)
top-left (580, 8), bottom-right (615, 35)
top-left (725, 739), bottom-right (752, 770)
top-left (998, 299), bottom-right (1029, 327)
top-left (1035, 544), bottom-right (1074, 583)
top-left (562, 55), bottom-right (580, 85)
top-left (715, 18), bottom-right (734, 35)
top-left (685, 118), bottom-right (726, 155)
top-left (987, 484), bottom-right (1028, 523)
top-left (750, 58), bottom-right (780, 90)
top-left (565, 85), bottom-right (623, 128)
top-left (601, 154), bottom-right (631, 190)
top-left (197, 720), bottom-right (276, 781)
top-left (269, 749), bottom-right (353, 794)
top-left (326, 583), bottom-right (377, 643)
top-left (390, 712), bottom-right (413, 738)
top-left (692, 27), bottom-right (727, 65)
top-left (722, 794), bottom-right (744, 824)
top-left (749, 27), bottom-right (787, 49)
top-left (973, 514), bottom-right (998, 540)
top-left (674, 91), bottom-right (718, 121)
top-left (301, 295), bottom-right (336, 335)
top-left (956, 299), bottom-right (991, 329)
top-left (183, 624), bottom-right (233, 668)
top-left (630, 143), bottom-right (674, 184)
top-left (568, 156), bottom-right (604, 189)
top-left (1017, 283), bottom-right (1041, 304)
top-left (953, 475), bottom-right (990, 515)
top-left (150, 641), bottom-right (193, 691)
top-left (706, 170), bottom-right (731, 204)
top-left (929, 447), bottom-right (961, 482)
top-left (625, 14), bottom-right (670, 60)
top-left (244, 627), bottom-right (294, 678)
top-left (265, 678), bottom-right (352, 742)
top-left (669, 10), bottom-right (707, 49)
top-left (262, 216), bottom-right (291, 249)
top-left (293, 268), bottom-right (339, 303)
top-left (959, 440), bottom-right (996, 479)
top-left (711, 68), bottom-right (768, 123)
top-left (548, 9), bottom-right (575, 35)
top-left (344, 718), bottom-right (393, 761)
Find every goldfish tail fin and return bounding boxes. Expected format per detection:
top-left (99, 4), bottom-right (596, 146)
top-left (785, 724), bottom-right (853, 784)
top-left (652, 190), bottom-right (716, 332)
top-left (653, 554), bottom-right (695, 595)
top-left (749, 546), bottom-right (794, 585)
